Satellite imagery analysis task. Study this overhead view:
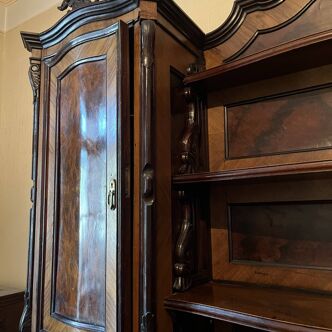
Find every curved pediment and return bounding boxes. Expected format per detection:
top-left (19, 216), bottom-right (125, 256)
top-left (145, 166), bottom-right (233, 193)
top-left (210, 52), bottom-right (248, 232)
top-left (205, 0), bottom-right (285, 49)
top-left (21, 0), bottom-right (138, 51)
top-left (204, 0), bottom-right (320, 68)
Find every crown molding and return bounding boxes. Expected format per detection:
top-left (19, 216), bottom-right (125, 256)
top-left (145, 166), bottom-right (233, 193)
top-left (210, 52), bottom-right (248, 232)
top-left (0, 6), bottom-right (5, 32)
top-left (21, 0), bottom-right (138, 51)
top-left (0, 0), bottom-right (17, 6)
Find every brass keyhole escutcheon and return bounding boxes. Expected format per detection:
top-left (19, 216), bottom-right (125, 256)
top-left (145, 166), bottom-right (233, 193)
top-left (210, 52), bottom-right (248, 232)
top-left (108, 179), bottom-right (116, 210)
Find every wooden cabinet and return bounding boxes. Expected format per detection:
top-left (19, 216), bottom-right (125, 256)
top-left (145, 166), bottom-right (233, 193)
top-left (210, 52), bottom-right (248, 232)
top-left (166, 0), bottom-right (332, 331)
top-left (20, 0), bottom-right (332, 331)
top-left (20, 1), bottom-right (198, 331)
top-left (0, 289), bottom-right (24, 332)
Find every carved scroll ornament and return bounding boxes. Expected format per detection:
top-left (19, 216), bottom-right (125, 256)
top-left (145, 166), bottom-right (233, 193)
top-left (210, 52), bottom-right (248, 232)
top-left (58, 0), bottom-right (108, 11)
top-left (178, 87), bottom-right (201, 174)
top-left (173, 191), bottom-right (194, 292)
top-left (19, 57), bottom-right (41, 332)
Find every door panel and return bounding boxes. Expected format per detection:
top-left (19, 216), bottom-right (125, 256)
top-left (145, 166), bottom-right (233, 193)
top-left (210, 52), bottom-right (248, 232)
top-left (39, 22), bottom-right (130, 332)
top-left (54, 60), bottom-right (107, 327)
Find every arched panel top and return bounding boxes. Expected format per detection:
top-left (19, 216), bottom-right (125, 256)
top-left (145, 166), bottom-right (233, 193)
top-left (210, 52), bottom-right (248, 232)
top-left (204, 0), bottom-right (320, 68)
top-left (21, 0), bottom-right (138, 51)
top-left (205, 0), bottom-right (285, 49)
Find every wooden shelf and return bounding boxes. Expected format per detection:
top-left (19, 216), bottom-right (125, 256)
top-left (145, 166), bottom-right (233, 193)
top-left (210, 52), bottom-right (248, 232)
top-left (165, 282), bottom-right (332, 331)
top-left (173, 161), bottom-right (332, 185)
top-left (184, 30), bottom-right (332, 91)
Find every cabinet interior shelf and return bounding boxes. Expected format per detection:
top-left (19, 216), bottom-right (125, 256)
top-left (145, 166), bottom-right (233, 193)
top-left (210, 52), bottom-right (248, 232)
top-left (184, 29), bottom-right (332, 91)
top-left (173, 161), bottom-right (332, 185)
top-left (164, 282), bottom-right (332, 331)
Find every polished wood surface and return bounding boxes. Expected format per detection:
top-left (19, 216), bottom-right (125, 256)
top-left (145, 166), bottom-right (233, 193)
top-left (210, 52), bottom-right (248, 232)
top-left (204, 0), bottom-right (313, 68)
top-left (28, 21), bottom-right (131, 332)
top-left (0, 289), bottom-right (24, 332)
top-left (173, 161), bottom-right (332, 185)
top-left (207, 65), bottom-right (332, 173)
top-left (153, 24), bottom-right (197, 332)
top-left (21, 1), bottom-right (332, 331)
top-left (210, 177), bottom-right (332, 292)
top-left (139, 19), bottom-right (156, 332)
top-left (230, 201), bottom-right (332, 269)
top-left (240, 0), bottom-right (332, 60)
top-left (168, 1), bottom-right (332, 331)
top-left (54, 60), bottom-right (107, 326)
top-left (186, 30), bottom-right (332, 90)
top-left (165, 282), bottom-right (332, 331)
top-left (226, 85), bottom-right (332, 159)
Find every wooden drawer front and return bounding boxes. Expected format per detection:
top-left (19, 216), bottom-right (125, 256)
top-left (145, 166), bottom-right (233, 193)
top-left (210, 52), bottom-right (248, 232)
top-left (0, 291), bottom-right (24, 332)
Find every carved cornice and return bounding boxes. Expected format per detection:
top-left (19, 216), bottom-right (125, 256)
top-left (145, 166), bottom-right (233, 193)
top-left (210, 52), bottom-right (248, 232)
top-left (204, 0), bottom-right (285, 50)
top-left (58, 0), bottom-right (112, 11)
top-left (21, 32), bottom-right (42, 52)
top-left (21, 0), bottom-right (138, 51)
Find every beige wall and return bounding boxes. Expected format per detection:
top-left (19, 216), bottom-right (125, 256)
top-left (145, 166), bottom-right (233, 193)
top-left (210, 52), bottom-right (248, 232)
top-left (0, 1), bottom-right (234, 289)
top-left (175, 0), bottom-right (234, 32)
top-left (0, 7), bottom-right (63, 289)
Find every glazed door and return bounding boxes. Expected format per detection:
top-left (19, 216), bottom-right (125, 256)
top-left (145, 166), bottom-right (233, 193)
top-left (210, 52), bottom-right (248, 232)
top-left (38, 21), bottom-right (131, 332)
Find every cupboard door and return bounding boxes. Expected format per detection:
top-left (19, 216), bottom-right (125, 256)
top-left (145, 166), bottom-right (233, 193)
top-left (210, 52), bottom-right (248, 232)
top-left (38, 21), bottom-right (130, 332)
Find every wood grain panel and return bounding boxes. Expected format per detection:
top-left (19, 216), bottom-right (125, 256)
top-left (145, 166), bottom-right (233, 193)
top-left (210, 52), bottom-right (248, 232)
top-left (226, 85), bottom-right (332, 159)
top-left (240, 0), bottom-right (332, 59)
top-left (207, 66), bottom-right (332, 173)
top-left (210, 177), bottom-right (332, 292)
top-left (43, 10), bottom-right (139, 59)
top-left (204, 0), bottom-right (312, 68)
top-left (230, 202), bottom-right (332, 269)
top-left (53, 60), bottom-right (107, 327)
top-left (37, 22), bottom-right (130, 332)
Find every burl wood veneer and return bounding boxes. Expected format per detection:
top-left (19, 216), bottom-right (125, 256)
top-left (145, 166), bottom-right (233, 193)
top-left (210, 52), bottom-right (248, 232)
top-left (54, 60), bottom-right (107, 326)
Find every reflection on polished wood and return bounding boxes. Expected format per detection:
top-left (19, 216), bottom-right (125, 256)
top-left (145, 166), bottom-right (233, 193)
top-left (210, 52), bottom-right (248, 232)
top-left (230, 202), bottom-right (332, 269)
top-left (165, 282), bottom-right (332, 331)
top-left (54, 60), bottom-right (107, 326)
top-left (226, 85), bottom-right (332, 159)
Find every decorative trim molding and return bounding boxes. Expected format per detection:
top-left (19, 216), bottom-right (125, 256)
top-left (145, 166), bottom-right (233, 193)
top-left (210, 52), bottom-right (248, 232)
top-left (43, 22), bottom-right (119, 66)
top-left (58, 0), bottom-right (112, 11)
top-left (224, 0), bottom-right (316, 62)
top-left (173, 190), bottom-right (194, 292)
top-left (0, 0), bottom-right (16, 6)
top-left (21, 32), bottom-right (42, 52)
top-left (204, 0), bottom-right (285, 50)
top-left (19, 57), bottom-right (41, 332)
top-left (178, 84), bottom-right (203, 175)
top-left (21, 0), bottom-right (138, 51)
top-left (139, 19), bottom-right (156, 332)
